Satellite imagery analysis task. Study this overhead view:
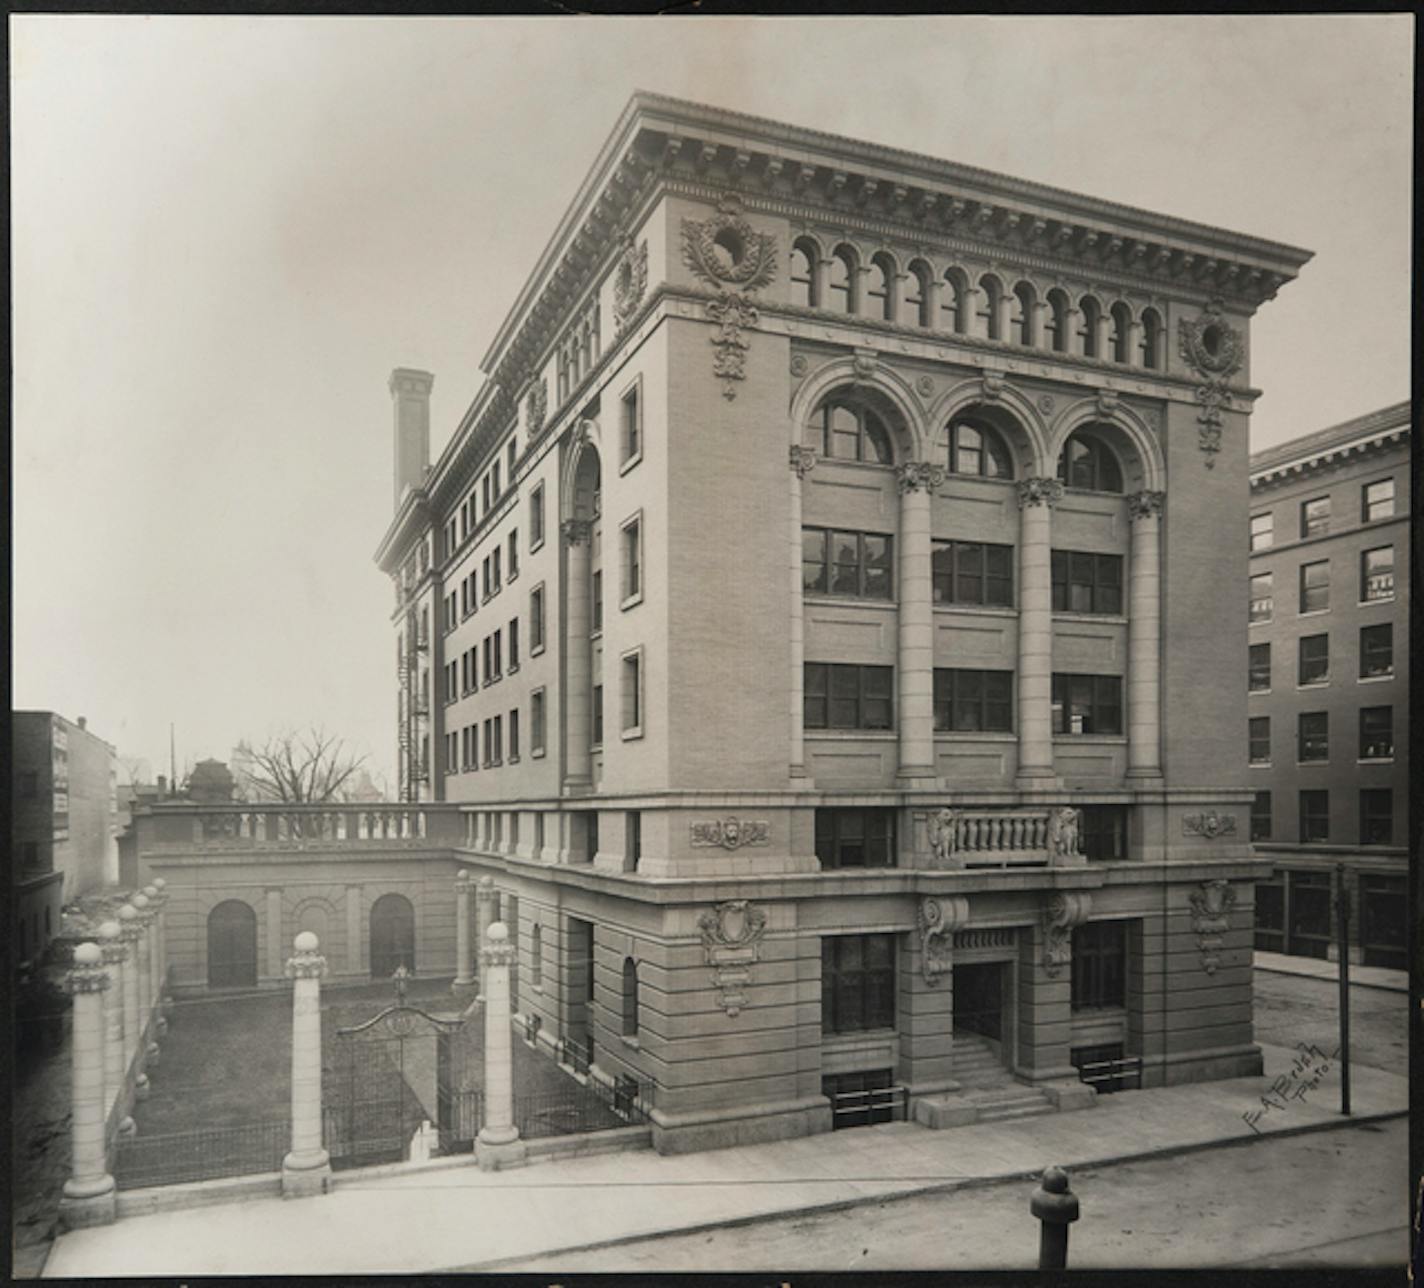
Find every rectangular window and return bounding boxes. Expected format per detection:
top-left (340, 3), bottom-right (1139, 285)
top-left (530, 482), bottom-right (546, 550)
top-left (1249, 571), bottom-right (1274, 623)
top-left (492, 715), bottom-right (503, 764)
top-left (592, 684), bottom-right (604, 747)
top-left (592, 569), bottom-right (603, 633)
top-left (492, 629), bottom-right (502, 680)
top-left (932, 669), bottom-right (1013, 732)
top-left (482, 474), bottom-right (491, 512)
top-left (530, 584), bottom-right (546, 652)
top-left (621, 650), bottom-right (642, 735)
top-left (814, 808), bottom-right (896, 869)
top-left (1051, 673), bottom-right (1122, 735)
top-left (1363, 477), bottom-right (1394, 522)
top-left (1299, 790), bottom-right (1329, 843)
top-left (1248, 643), bottom-right (1271, 692)
top-left (1249, 512), bottom-right (1274, 552)
top-left (1299, 560), bottom-right (1329, 613)
top-left (1071, 921), bottom-right (1126, 1011)
top-left (621, 380), bottom-right (642, 466)
top-left (492, 462), bottom-right (501, 499)
top-left (508, 708), bottom-right (520, 761)
top-left (482, 556), bottom-right (491, 601)
top-left (507, 437), bottom-right (517, 478)
top-left (531, 688), bottom-right (546, 756)
top-left (803, 663), bottom-right (894, 731)
top-left (1297, 634), bottom-right (1329, 686)
top-left (626, 811), bottom-right (642, 871)
top-left (1051, 549), bottom-right (1124, 615)
top-left (1360, 789), bottom-right (1393, 846)
top-left (621, 515), bottom-right (643, 605)
top-left (1360, 624), bottom-right (1393, 678)
top-left (931, 540), bottom-right (1013, 607)
top-left (821, 934), bottom-right (896, 1034)
top-left (804, 528), bottom-right (895, 601)
top-left (1300, 495), bottom-right (1330, 538)
top-left (1080, 806), bottom-right (1128, 861)
top-left (1359, 706), bottom-right (1393, 760)
top-left (1249, 716), bottom-right (1271, 764)
top-left (482, 637), bottom-right (492, 685)
top-left (1297, 711), bottom-right (1328, 762)
top-left (1360, 546), bottom-right (1394, 602)
top-left (508, 530), bottom-right (519, 581)
top-left (492, 547), bottom-right (502, 593)
top-left (482, 719), bottom-right (492, 767)
top-left (1251, 791), bottom-right (1272, 842)
top-left (507, 618), bottom-right (519, 671)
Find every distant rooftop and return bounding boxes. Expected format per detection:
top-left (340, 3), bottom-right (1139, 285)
top-left (1250, 401), bottom-right (1411, 483)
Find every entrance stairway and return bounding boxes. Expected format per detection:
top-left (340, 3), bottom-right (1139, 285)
top-left (951, 1031), bottom-right (1055, 1124)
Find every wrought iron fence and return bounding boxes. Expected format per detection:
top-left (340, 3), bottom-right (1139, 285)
top-left (523, 1013), bottom-right (542, 1045)
top-left (110, 1120), bottom-right (290, 1189)
top-left (555, 1036), bottom-right (592, 1077)
top-left (441, 1073), bottom-right (648, 1149)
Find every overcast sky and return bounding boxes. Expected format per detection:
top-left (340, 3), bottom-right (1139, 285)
top-left (11, 15), bottom-right (1412, 789)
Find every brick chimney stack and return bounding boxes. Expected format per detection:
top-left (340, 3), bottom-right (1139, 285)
top-left (389, 368), bottom-right (434, 510)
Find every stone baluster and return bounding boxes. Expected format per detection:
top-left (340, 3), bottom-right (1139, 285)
top-left (1126, 490), bottom-right (1166, 778)
top-left (475, 923), bottom-right (527, 1171)
top-left (453, 871), bottom-right (474, 990)
top-left (58, 943), bottom-right (117, 1229)
top-left (116, 904), bottom-right (147, 1101)
top-left (96, 922), bottom-right (133, 1136)
top-left (1016, 478), bottom-right (1064, 783)
top-left (282, 932), bottom-right (331, 1198)
top-left (896, 461), bottom-right (943, 783)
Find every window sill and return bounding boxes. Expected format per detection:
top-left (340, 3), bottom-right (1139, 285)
top-left (620, 1034), bottom-right (641, 1050)
top-left (1297, 608), bottom-right (1331, 619)
top-left (931, 601), bottom-right (1016, 616)
top-left (531, 747), bottom-right (546, 759)
top-left (530, 537), bottom-right (545, 555)
top-left (619, 451), bottom-right (643, 477)
top-left (620, 593), bottom-right (644, 612)
top-left (591, 629), bottom-right (603, 642)
top-left (1052, 734), bottom-right (1127, 743)
top-left (933, 731), bottom-right (1016, 741)
top-left (508, 569), bottom-right (520, 584)
top-left (1248, 687), bottom-right (1271, 696)
top-left (508, 663), bottom-right (520, 676)
top-left (805, 729), bottom-right (897, 740)
top-left (1358, 673), bottom-right (1395, 683)
top-left (508, 755), bottom-right (521, 765)
top-left (1296, 681), bottom-right (1330, 691)
top-left (1296, 761), bottom-right (1330, 768)
top-left (621, 726), bottom-right (644, 742)
top-left (1357, 756), bottom-right (1394, 765)
top-left (1359, 597), bottom-right (1396, 608)
top-left (1249, 761), bottom-right (1271, 769)
top-left (1249, 616), bottom-right (1273, 627)
top-left (531, 642), bottom-right (546, 658)
top-left (1053, 612), bottom-right (1128, 626)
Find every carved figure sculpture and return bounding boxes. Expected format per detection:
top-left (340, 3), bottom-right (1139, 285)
top-left (928, 808), bottom-right (959, 866)
top-left (1047, 806), bottom-right (1082, 859)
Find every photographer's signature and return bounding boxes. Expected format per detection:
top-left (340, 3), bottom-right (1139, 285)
top-left (1241, 1041), bottom-right (1341, 1135)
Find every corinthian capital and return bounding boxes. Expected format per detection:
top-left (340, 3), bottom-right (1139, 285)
top-left (560, 518), bottom-right (592, 547)
top-left (1017, 477), bottom-right (1065, 509)
top-left (896, 461), bottom-right (946, 495)
top-left (1126, 489), bottom-right (1166, 520)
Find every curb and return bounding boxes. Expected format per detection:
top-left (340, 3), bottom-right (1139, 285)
top-left (450, 1106), bottom-right (1409, 1272)
top-left (1253, 964), bottom-right (1407, 995)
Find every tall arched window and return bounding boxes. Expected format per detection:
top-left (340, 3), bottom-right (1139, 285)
top-left (1139, 308), bottom-right (1163, 369)
top-left (1110, 302), bottom-right (1133, 364)
top-left (942, 417), bottom-right (1014, 479)
top-left (941, 269), bottom-right (968, 333)
top-left (868, 253), bottom-right (896, 322)
top-left (904, 261), bottom-right (931, 327)
top-left (1057, 430), bottom-right (1124, 493)
top-left (806, 400), bottom-right (894, 465)
top-left (978, 274), bottom-right (1004, 340)
top-left (1012, 282), bottom-right (1037, 346)
top-left (621, 957), bottom-right (639, 1036)
top-left (530, 922), bottom-right (543, 988)
top-left (1045, 289), bottom-right (1071, 353)
top-left (1078, 296), bottom-right (1102, 358)
top-left (828, 246), bottom-right (857, 314)
top-left (790, 238), bottom-right (818, 308)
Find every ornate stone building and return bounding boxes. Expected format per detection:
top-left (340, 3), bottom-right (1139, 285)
top-left (372, 93), bottom-right (1313, 1151)
top-left (1245, 402), bottom-right (1409, 968)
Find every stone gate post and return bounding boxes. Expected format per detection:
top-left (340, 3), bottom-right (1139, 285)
top-left (143, 883), bottom-right (168, 1034)
top-left (59, 943), bottom-right (117, 1228)
top-left (132, 892), bottom-right (159, 1066)
top-left (474, 876), bottom-right (497, 999)
top-left (117, 904), bottom-right (148, 1102)
top-left (453, 870), bottom-right (474, 990)
top-left (282, 931), bottom-right (332, 1198)
top-left (475, 922), bottom-right (526, 1171)
top-left (96, 921), bottom-right (134, 1136)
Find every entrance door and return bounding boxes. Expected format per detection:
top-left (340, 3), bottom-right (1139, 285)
top-left (207, 900), bottom-right (258, 988)
top-left (370, 893), bottom-right (416, 978)
top-left (953, 962), bottom-right (1004, 1042)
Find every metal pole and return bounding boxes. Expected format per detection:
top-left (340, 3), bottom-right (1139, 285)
top-left (1335, 862), bottom-right (1351, 1116)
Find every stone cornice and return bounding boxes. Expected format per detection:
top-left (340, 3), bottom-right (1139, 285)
top-left (1250, 427), bottom-right (1409, 490)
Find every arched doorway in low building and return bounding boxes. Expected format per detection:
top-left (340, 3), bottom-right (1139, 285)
top-left (370, 892), bottom-right (416, 978)
top-left (207, 900), bottom-right (258, 988)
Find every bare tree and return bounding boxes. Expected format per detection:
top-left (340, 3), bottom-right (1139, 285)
top-left (233, 729), bottom-right (368, 804)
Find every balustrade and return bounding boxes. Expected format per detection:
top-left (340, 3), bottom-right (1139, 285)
top-left (137, 803), bottom-right (454, 850)
top-left (927, 806), bottom-right (1085, 869)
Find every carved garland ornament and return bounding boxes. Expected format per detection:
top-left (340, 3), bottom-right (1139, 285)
top-left (1177, 298), bottom-right (1244, 468)
top-left (690, 817), bottom-right (769, 850)
top-left (524, 378), bottom-right (548, 438)
top-left (612, 235), bottom-right (649, 333)
top-left (1188, 879), bottom-right (1237, 975)
top-left (681, 194), bottom-right (778, 399)
top-left (1042, 891), bottom-right (1092, 977)
top-left (698, 899), bottom-right (768, 1017)
top-left (1182, 810), bottom-right (1237, 839)
top-left (917, 895), bottom-right (969, 985)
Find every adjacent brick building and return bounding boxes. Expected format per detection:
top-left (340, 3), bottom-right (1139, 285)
top-left (1246, 402), bottom-right (1410, 968)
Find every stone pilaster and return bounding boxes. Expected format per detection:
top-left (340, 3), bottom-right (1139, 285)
top-left (897, 908), bottom-right (957, 1099)
top-left (117, 904), bottom-right (147, 1101)
top-left (345, 884), bottom-right (363, 976)
top-left (147, 882), bottom-right (170, 1030)
top-left (476, 922), bottom-right (527, 1171)
top-left (58, 944), bottom-right (116, 1228)
top-left (1125, 490), bottom-right (1166, 779)
top-left (282, 933), bottom-right (331, 1198)
top-left (1014, 894), bottom-right (1090, 1084)
top-left (96, 922), bottom-right (133, 1136)
top-left (896, 461), bottom-right (944, 782)
top-left (1016, 478), bottom-right (1063, 784)
top-left (788, 445), bottom-right (816, 778)
top-left (453, 871), bottom-right (474, 989)
top-left (266, 888), bottom-right (284, 979)
top-left (562, 517), bottom-right (593, 792)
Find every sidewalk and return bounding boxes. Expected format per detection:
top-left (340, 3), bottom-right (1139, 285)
top-left (1254, 950), bottom-right (1407, 994)
top-left (41, 1041), bottom-right (1406, 1278)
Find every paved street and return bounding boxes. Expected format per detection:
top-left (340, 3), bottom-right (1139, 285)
top-left (1252, 967), bottom-right (1406, 1073)
top-left (500, 1118), bottom-right (1408, 1272)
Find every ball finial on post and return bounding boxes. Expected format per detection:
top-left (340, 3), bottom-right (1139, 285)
top-left (1031, 1165), bottom-right (1080, 1270)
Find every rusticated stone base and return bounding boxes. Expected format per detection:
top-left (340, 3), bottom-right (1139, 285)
top-left (1039, 1080), bottom-right (1098, 1112)
top-left (650, 1097), bottom-right (831, 1155)
top-left (281, 1150), bottom-right (332, 1198)
top-left (1145, 1043), bottom-right (1265, 1088)
top-left (914, 1094), bottom-right (981, 1129)
top-left (475, 1134), bottom-right (528, 1172)
top-left (59, 1176), bottom-right (117, 1229)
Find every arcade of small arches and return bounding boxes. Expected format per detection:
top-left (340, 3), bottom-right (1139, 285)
top-left (789, 236), bottom-right (1167, 370)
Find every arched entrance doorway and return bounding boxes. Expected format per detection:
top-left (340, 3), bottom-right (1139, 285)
top-left (207, 900), bottom-right (258, 988)
top-left (370, 893), bottom-right (416, 978)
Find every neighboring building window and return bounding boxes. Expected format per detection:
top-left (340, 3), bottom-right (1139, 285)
top-left (1057, 431), bottom-right (1123, 493)
top-left (1299, 790), bottom-right (1329, 843)
top-left (622, 958), bottom-right (639, 1037)
top-left (1359, 706), bottom-right (1393, 760)
top-left (814, 808), bottom-right (896, 870)
top-left (1297, 634), bottom-right (1329, 686)
top-left (931, 540), bottom-right (1013, 607)
top-left (933, 669), bottom-right (1013, 733)
top-left (492, 462), bottom-right (501, 499)
top-left (943, 418), bottom-right (1013, 479)
top-left (492, 629), bottom-right (502, 679)
top-left (592, 684), bottom-right (603, 747)
top-left (530, 482), bottom-right (546, 550)
top-left (530, 584), bottom-right (546, 652)
top-left (1051, 550), bottom-right (1123, 615)
top-left (491, 715), bottom-right (503, 764)
top-left (1363, 477), bottom-right (1395, 522)
top-left (507, 618), bottom-right (519, 671)
top-left (1298, 712), bottom-right (1328, 762)
top-left (591, 569), bottom-right (603, 633)
top-left (1249, 716), bottom-right (1271, 765)
top-left (821, 933), bottom-right (896, 1034)
top-left (805, 401), bottom-right (893, 464)
top-left (804, 663), bottom-right (894, 731)
top-left (621, 650), bottom-right (643, 735)
top-left (508, 530), bottom-right (519, 581)
top-left (1300, 495), bottom-right (1330, 538)
top-left (1051, 674), bottom-right (1122, 735)
top-left (1249, 572), bottom-right (1274, 623)
top-left (482, 556), bottom-right (491, 600)
top-left (1251, 791), bottom-right (1272, 842)
top-left (492, 547), bottom-right (502, 593)
top-left (1080, 806), bottom-right (1128, 861)
top-left (531, 923), bottom-right (543, 988)
top-left (1360, 789), bottom-right (1393, 846)
top-left (508, 708), bottom-right (520, 761)
top-left (621, 380), bottom-right (642, 467)
top-left (1299, 560), bottom-right (1329, 613)
top-left (507, 437), bottom-right (517, 478)
top-left (803, 528), bottom-right (893, 600)
top-left (1360, 623), bottom-right (1393, 678)
top-left (530, 688), bottom-right (546, 756)
top-left (482, 719), bottom-right (492, 767)
top-left (1248, 643), bottom-right (1271, 692)
top-left (621, 515), bottom-right (643, 605)
top-left (625, 811), bottom-right (642, 872)
top-left (1360, 546), bottom-right (1394, 602)
top-left (1071, 921), bottom-right (1126, 1010)
top-left (1249, 512), bottom-right (1274, 552)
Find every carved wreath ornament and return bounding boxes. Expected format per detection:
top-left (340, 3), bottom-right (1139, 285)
top-left (681, 194), bottom-right (777, 399)
top-left (1178, 299), bottom-right (1244, 468)
top-left (612, 235), bottom-right (648, 333)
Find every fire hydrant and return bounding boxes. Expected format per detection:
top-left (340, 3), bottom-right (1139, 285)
top-left (1030, 1165), bottom-right (1080, 1269)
